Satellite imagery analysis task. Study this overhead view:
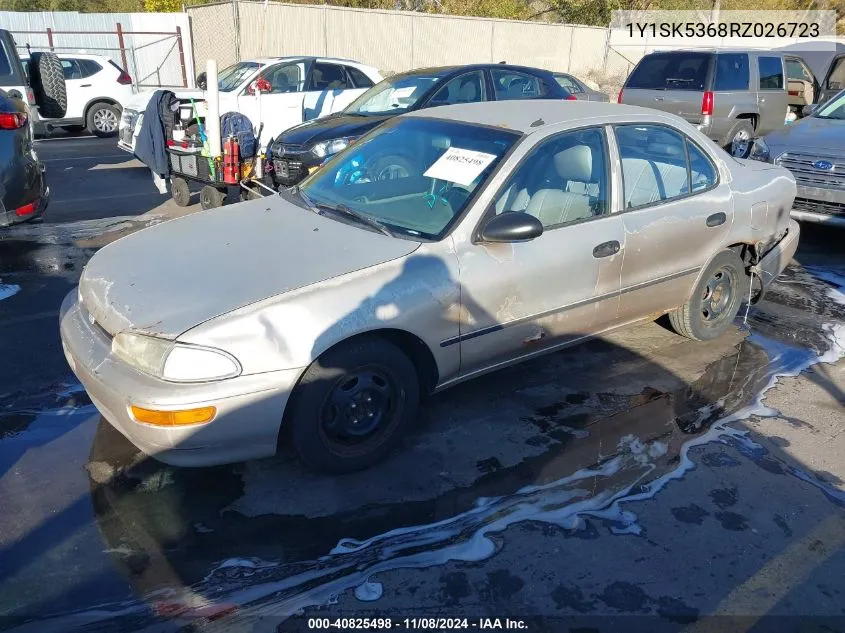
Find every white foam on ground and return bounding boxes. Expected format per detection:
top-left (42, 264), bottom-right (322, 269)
top-left (0, 283), bottom-right (21, 301)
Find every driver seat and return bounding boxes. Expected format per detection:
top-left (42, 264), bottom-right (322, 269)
top-left (523, 145), bottom-right (595, 226)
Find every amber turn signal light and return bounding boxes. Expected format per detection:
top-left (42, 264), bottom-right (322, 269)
top-left (130, 405), bottom-right (216, 426)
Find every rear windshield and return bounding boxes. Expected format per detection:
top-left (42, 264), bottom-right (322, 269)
top-left (626, 52), bottom-right (712, 91)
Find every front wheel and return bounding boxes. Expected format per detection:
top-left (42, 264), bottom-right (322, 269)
top-left (668, 250), bottom-right (747, 341)
top-left (285, 336), bottom-right (420, 474)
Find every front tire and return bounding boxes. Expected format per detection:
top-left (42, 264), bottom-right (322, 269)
top-left (668, 250), bottom-right (747, 341)
top-left (285, 336), bottom-right (420, 474)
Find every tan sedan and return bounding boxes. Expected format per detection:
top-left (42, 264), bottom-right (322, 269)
top-left (60, 101), bottom-right (799, 473)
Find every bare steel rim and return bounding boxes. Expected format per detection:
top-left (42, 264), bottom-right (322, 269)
top-left (93, 107), bottom-right (118, 133)
top-left (731, 129), bottom-right (751, 158)
top-left (701, 265), bottom-right (739, 327)
top-left (318, 363), bottom-right (405, 457)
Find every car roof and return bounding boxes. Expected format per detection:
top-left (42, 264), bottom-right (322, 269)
top-left (405, 100), bottom-right (666, 134)
top-left (56, 53), bottom-right (110, 61)
top-left (248, 56), bottom-right (371, 66)
top-left (392, 63), bottom-right (554, 79)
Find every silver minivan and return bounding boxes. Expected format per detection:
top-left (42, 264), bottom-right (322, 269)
top-left (619, 50), bottom-right (800, 157)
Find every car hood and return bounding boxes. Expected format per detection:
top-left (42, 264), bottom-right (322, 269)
top-left (275, 113), bottom-right (390, 147)
top-left (764, 116), bottom-right (845, 154)
top-left (78, 198), bottom-right (419, 339)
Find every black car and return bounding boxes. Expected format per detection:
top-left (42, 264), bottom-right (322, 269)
top-left (0, 89), bottom-right (49, 226)
top-left (269, 63), bottom-right (574, 187)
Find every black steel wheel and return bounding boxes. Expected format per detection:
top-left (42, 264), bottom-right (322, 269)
top-left (285, 336), bottom-right (420, 474)
top-left (668, 249), bottom-right (747, 341)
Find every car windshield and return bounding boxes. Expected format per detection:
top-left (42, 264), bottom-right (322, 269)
top-left (345, 73), bottom-right (444, 115)
top-left (218, 61), bottom-right (260, 92)
top-left (299, 117), bottom-right (520, 239)
top-left (815, 90), bottom-right (845, 119)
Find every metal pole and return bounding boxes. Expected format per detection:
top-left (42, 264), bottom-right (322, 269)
top-left (116, 23), bottom-right (129, 72)
top-left (232, 0), bottom-right (241, 60)
top-left (176, 26), bottom-right (188, 87)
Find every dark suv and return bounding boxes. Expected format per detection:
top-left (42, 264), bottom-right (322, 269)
top-left (269, 64), bottom-right (573, 188)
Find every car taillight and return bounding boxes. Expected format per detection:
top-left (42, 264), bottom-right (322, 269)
top-left (701, 90), bottom-right (714, 116)
top-left (15, 200), bottom-right (37, 217)
top-left (117, 71), bottom-right (132, 85)
top-left (565, 94), bottom-right (577, 101)
top-left (26, 88), bottom-right (36, 106)
top-left (0, 112), bottom-right (28, 130)
top-left (617, 88), bottom-right (624, 103)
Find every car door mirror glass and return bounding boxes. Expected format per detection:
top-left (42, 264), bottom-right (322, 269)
top-left (479, 212), bottom-right (543, 243)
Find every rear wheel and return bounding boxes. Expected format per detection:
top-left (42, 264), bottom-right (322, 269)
top-left (668, 250), bottom-right (747, 341)
top-left (86, 102), bottom-right (121, 137)
top-left (199, 185), bottom-right (226, 210)
top-left (726, 120), bottom-right (755, 158)
top-left (285, 336), bottom-right (420, 474)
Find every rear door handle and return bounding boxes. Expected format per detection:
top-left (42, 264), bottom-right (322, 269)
top-left (654, 96), bottom-right (664, 101)
top-left (80, 83), bottom-right (92, 87)
top-left (593, 240), bottom-right (621, 258)
top-left (706, 212), bottom-right (726, 227)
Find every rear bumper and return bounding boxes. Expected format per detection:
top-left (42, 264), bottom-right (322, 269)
top-left (755, 220), bottom-right (800, 299)
top-left (59, 288), bottom-right (306, 467)
top-left (0, 166), bottom-right (50, 227)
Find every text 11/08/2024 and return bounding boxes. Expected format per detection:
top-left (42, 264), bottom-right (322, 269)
top-left (307, 617), bottom-right (529, 630)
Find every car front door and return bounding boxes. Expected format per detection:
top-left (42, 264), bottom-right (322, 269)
top-left (302, 62), bottom-right (366, 122)
top-left (756, 55), bottom-right (788, 134)
top-left (613, 123), bottom-right (731, 322)
top-left (453, 126), bottom-right (625, 376)
top-left (237, 60), bottom-right (308, 145)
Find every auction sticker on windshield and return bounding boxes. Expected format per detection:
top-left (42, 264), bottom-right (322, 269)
top-left (423, 147), bottom-right (497, 186)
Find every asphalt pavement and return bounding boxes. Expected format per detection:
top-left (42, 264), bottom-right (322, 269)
top-left (0, 135), bottom-right (844, 633)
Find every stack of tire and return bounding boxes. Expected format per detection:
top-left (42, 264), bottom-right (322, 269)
top-left (29, 51), bottom-right (68, 120)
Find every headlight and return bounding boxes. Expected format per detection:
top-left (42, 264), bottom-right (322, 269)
top-left (749, 138), bottom-right (771, 162)
top-left (112, 332), bottom-right (241, 382)
top-left (311, 137), bottom-right (353, 159)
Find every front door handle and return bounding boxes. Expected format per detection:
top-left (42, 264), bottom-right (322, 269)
top-left (593, 240), bottom-right (621, 258)
top-left (80, 83), bottom-right (92, 87)
top-left (706, 212), bottom-right (727, 227)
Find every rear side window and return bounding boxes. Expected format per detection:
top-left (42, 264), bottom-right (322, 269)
top-left (687, 141), bottom-right (717, 192)
top-left (555, 74), bottom-right (584, 94)
top-left (626, 53), bottom-right (711, 91)
top-left (491, 70), bottom-right (545, 100)
top-left (758, 56), bottom-right (784, 90)
top-left (309, 63), bottom-right (352, 91)
top-left (714, 54), bottom-right (749, 90)
top-left (615, 125), bottom-right (690, 209)
top-left (61, 59), bottom-right (83, 80)
top-left (344, 65), bottom-right (374, 89)
top-left (786, 59), bottom-right (811, 82)
top-left (78, 59), bottom-right (102, 78)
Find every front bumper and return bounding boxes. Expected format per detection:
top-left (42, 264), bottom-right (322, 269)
top-left (271, 149), bottom-right (320, 187)
top-left (59, 289), bottom-right (306, 467)
top-left (789, 184), bottom-right (845, 227)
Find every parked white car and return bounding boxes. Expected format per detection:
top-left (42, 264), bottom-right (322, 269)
top-left (117, 56), bottom-right (382, 153)
top-left (36, 54), bottom-right (135, 137)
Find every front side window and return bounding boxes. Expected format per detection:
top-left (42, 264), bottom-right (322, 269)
top-left (493, 127), bottom-right (608, 229)
top-left (300, 118), bottom-right (520, 239)
top-left (218, 61), bottom-right (260, 92)
top-left (428, 71), bottom-right (486, 106)
top-left (687, 142), bottom-right (717, 192)
top-left (714, 54), bottom-right (749, 91)
top-left (491, 70), bottom-right (545, 100)
top-left (345, 73), bottom-right (443, 115)
top-left (626, 53), bottom-right (711, 91)
top-left (758, 56), bottom-right (784, 90)
top-left (261, 62), bottom-right (305, 93)
top-left (616, 125), bottom-right (690, 209)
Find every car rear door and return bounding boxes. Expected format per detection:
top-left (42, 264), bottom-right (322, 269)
top-left (613, 123), bottom-right (732, 322)
top-left (454, 126), bottom-right (625, 375)
top-left (621, 52), bottom-right (712, 125)
top-left (756, 55), bottom-right (788, 134)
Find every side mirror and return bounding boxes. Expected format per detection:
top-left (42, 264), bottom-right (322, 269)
top-left (196, 72), bottom-right (207, 90)
top-left (801, 103), bottom-right (817, 117)
top-left (479, 212), bottom-right (543, 243)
